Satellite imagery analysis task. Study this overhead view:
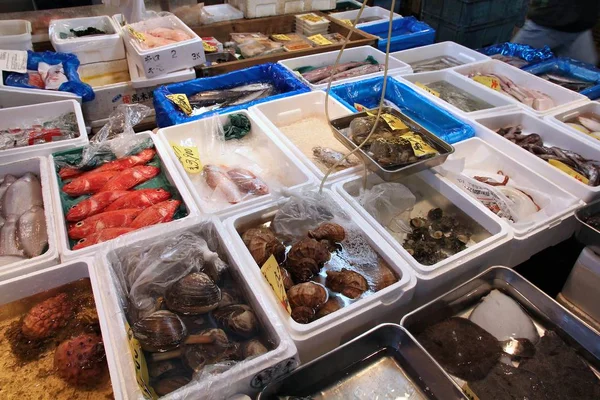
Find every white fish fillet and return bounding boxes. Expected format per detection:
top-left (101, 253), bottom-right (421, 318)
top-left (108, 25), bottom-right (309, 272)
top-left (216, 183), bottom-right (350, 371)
top-left (18, 206), bottom-right (47, 257)
top-left (2, 173), bottom-right (43, 218)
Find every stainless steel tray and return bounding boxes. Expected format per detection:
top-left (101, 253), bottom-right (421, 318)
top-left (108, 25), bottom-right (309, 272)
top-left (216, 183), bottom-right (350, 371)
top-left (575, 199), bottom-right (600, 254)
top-left (330, 107), bottom-right (454, 182)
top-left (257, 323), bottom-right (467, 400)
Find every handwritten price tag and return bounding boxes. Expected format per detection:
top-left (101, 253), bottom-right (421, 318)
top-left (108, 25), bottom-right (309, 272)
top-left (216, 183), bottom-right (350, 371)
top-left (549, 159), bottom-right (589, 184)
top-left (0, 50), bottom-right (27, 73)
top-left (166, 93), bottom-right (192, 116)
top-left (415, 82), bottom-right (441, 97)
top-left (126, 322), bottom-right (157, 400)
top-left (340, 19), bottom-right (354, 26)
top-left (203, 41), bottom-right (217, 52)
top-left (170, 142), bottom-right (202, 174)
top-left (400, 132), bottom-right (438, 157)
top-left (261, 255), bottom-right (292, 314)
top-left (472, 75), bottom-right (501, 91)
top-left (127, 26), bottom-right (146, 43)
top-left (308, 34), bottom-right (333, 46)
top-left (381, 113), bottom-right (409, 131)
top-left (299, 13), bottom-right (325, 23)
top-left (271, 34), bottom-right (291, 41)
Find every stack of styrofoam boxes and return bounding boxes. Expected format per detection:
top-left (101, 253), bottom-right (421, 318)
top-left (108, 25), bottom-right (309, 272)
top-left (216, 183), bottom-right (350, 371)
top-left (295, 13), bottom-right (329, 36)
top-left (330, 6), bottom-right (402, 28)
top-left (228, 0), bottom-right (336, 18)
top-left (0, 19), bottom-right (33, 50)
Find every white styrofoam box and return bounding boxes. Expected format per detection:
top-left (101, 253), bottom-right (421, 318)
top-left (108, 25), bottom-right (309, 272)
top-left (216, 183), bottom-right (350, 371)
top-left (0, 20), bottom-right (32, 50)
top-left (396, 70), bottom-right (519, 118)
top-left (0, 84), bottom-right (80, 109)
top-left (474, 110), bottom-right (600, 202)
top-left (546, 101), bottom-right (600, 151)
top-left (310, 0), bottom-right (337, 10)
top-left (279, 45), bottom-right (412, 90)
top-left (127, 55), bottom-right (195, 88)
top-left (0, 258), bottom-right (122, 398)
top-left (0, 157), bottom-right (59, 281)
top-left (437, 137), bottom-right (583, 267)
top-left (249, 91), bottom-right (357, 184)
top-left (200, 4), bottom-right (244, 24)
top-left (123, 14), bottom-right (205, 78)
top-left (334, 170), bottom-right (512, 296)
top-left (562, 247), bottom-right (600, 324)
top-left (93, 217), bottom-right (299, 399)
top-left (157, 110), bottom-right (315, 216)
top-left (49, 16), bottom-right (125, 65)
top-left (0, 100), bottom-right (88, 163)
top-left (454, 60), bottom-right (589, 116)
top-left (390, 41), bottom-right (490, 72)
top-left (224, 189), bottom-right (417, 362)
top-left (49, 131), bottom-right (199, 261)
top-left (330, 6), bottom-right (401, 27)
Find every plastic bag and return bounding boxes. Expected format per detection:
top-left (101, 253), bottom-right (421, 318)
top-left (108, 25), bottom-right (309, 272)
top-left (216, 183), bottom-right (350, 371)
top-left (357, 182), bottom-right (415, 233)
top-left (124, 14), bottom-right (194, 51)
top-left (4, 51), bottom-right (95, 102)
top-left (523, 57), bottom-right (600, 100)
top-left (479, 42), bottom-right (554, 68)
top-left (0, 111), bottom-right (79, 150)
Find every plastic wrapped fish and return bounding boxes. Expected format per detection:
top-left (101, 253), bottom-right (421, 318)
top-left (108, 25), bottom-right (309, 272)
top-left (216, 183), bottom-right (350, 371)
top-left (424, 81), bottom-right (494, 113)
top-left (411, 56), bottom-right (463, 73)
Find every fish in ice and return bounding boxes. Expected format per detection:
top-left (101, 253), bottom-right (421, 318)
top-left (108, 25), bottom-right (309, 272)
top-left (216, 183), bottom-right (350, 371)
top-left (425, 80), bottom-right (494, 113)
top-left (411, 56), bottom-right (462, 73)
top-left (188, 83), bottom-right (275, 111)
top-left (62, 170), bottom-right (120, 196)
top-left (18, 206), bottom-right (47, 257)
top-left (59, 148), bottom-right (156, 179)
top-left (3, 173), bottom-right (43, 218)
top-left (130, 199), bottom-right (181, 229)
top-left (73, 227), bottom-right (135, 250)
top-left (203, 164), bottom-right (243, 204)
top-left (314, 64), bottom-right (384, 85)
top-left (66, 190), bottom-right (130, 222)
top-left (539, 73), bottom-right (594, 92)
top-left (104, 188), bottom-right (172, 211)
top-left (227, 168), bottom-right (269, 195)
top-left (100, 165), bottom-right (160, 192)
top-left (68, 208), bottom-right (143, 240)
top-left (0, 216), bottom-right (23, 256)
top-left (312, 146), bottom-right (358, 168)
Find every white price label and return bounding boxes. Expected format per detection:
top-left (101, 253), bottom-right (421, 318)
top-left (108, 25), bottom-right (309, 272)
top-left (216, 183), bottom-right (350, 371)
top-left (0, 50), bottom-right (28, 73)
top-left (141, 44), bottom-right (205, 77)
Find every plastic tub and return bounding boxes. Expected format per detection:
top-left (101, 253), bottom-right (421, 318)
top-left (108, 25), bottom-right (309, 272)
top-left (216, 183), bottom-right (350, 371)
top-left (0, 19), bottom-right (32, 50)
top-left (93, 217), bottom-right (299, 399)
top-left (50, 16), bottom-right (125, 65)
top-left (249, 91), bottom-right (357, 184)
top-left (0, 157), bottom-right (59, 281)
top-left (474, 110), bottom-right (600, 202)
top-left (0, 82), bottom-right (80, 109)
top-left (360, 16), bottom-right (435, 53)
top-left (546, 101), bottom-right (600, 151)
top-left (157, 110), bottom-right (315, 216)
top-left (437, 137), bottom-right (583, 266)
top-left (224, 189), bottom-right (416, 362)
top-left (562, 247), bottom-right (600, 324)
top-left (330, 6), bottom-right (402, 27)
top-left (229, 0), bottom-right (279, 18)
top-left (334, 170), bottom-right (511, 298)
top-left (200, 4), bottom-right (244, 24)
top-left (49, 131), bottom-right (199, 261)
top-left (0, 100), bottom-right (88, 163)
top-left (390, 41), bottom-right (490, 72)
top-left (398, 70), bottom-right (519, 118)
top-left (278, 45), bottom-right (412, 90)
top-left (454, 60), bottom-right (589, 116)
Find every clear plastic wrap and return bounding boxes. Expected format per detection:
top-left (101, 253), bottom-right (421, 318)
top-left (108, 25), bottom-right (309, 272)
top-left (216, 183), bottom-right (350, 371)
top-left (0, 111), bottom-right (79, 150)
top-left (356, 182), bottom-right (415, 233)
top-left (124, 14), bottom-right (195, 51)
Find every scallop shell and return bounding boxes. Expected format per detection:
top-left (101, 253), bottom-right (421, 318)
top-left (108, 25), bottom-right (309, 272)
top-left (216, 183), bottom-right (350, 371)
top-left (308, 222), bottom-right (346, 242)
top-left (165, 272), bottom-right (221, 315)
top-left (287, 282), bottom-right (328, 310)
top-left (286, 238), bottom-right (330, 282)
top-left (326, 269), bottom-right (369, 299)
top-left (242, 228), bottom-right (285, 266)
top-left (291, 306), bottom-right (315, 324)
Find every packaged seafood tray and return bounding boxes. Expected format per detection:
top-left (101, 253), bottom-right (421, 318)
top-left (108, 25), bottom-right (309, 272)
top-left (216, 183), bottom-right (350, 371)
top-left (575, 199), bottom-right (600, 254)
top-left (224, 188), bottom-right (416, 362)
top-left (49, 16), bottom-right (125, 65)
top-left (0, 19), bottom-right (32, 51)
top-left (546, 101), bottom-right (600, 151)
top-left (93, 217), bottom-right (299, 399)
top-left (474, 110), bottom-right (600, 202)
top-left (257, 323), bottom-right (466, 399)
top-left (523, 57), bottom-right (600, 100)
top-left (278, 45), bottom-right (411, 90)
top-left (0, 157), bottom-right (59, 282)
top-left (158, 110), bottom-right (314, 216)
top-left (561, 247), bottom-right (600, 326)
top-left (360, 16), bottom-right (435, 53)
top-left (454, 60), bottom-right (589, 116)
top-left (249, 91), bottom-right (359, 184)
top-left (49, 131), bottom-right (198, 260)
top-left (401, 266), bottom-right (600, 400)
top-left (123, 14), bottom-right (205, 78)
top-left (391, 41), bottom-right (490, 73)
top-left (398, 70), bottom-right (519, 118)
top-left (329, 6), bottom-right (403, 28)
top-left (436, 137), bottom-right (583, 267)
top-left (333, 170), bottom-right (511, 297)
top-left (0, 259), bottom-right (120, 399)
top-left (0, 100), bottom-right (88, 164)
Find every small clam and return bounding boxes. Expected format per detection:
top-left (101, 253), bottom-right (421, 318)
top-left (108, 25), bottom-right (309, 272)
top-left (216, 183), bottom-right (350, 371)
top-left (410, 218), bottom-right (427, 228)
top-left (430, 230), bottom-right (443, 240)
top-left (213, 304), bottom-right (259, 338)
top-left (241, 338), bottom-right (269, 359)
top-left (291, 306), bottom-right (315, 324)
top-left (325, 269), bottom-right (369, 299)
top-left (308, 222), bottom-right (346, 242)
top-left (287, 282), bottom-right (328, 310)
top-left (165, 272), bottom-right (221, 315)
top-left (242, 228), bottom-right (285, 266)
top-left (286, 238), bottom-right (330, 282)
top-left (316, 297), bottom-right (343, 319)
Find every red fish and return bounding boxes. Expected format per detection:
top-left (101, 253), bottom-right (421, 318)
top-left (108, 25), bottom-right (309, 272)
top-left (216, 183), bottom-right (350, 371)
top-left (59, 167), bottom-right (83, 180)
top-left (130, 199), bottom-right (181, 229)
top-left (100, 165), bottom-right (160, 192)
top-left (104, 188), bottom-right (172, 212)
top-left (58, 148), bottom-right (156, 180)
top-left (227, 167), bottom-right (269, 195)
top-left (68, 209), bottom-right (142, 240)
top-left (66, 190), bottom-right (130, 222)
top-left (62, 171), bottom-right (120, 196)
top-left (204, 165), bottom-right (242, 204)
top-left (73, 227), bottom-right (135, 250)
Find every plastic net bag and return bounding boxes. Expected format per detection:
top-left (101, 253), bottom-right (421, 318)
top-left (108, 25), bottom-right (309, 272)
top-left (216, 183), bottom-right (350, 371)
top-left (0, 111), bottom-right (79, 150)
top-left (357, 182), bottom-right (415, 234)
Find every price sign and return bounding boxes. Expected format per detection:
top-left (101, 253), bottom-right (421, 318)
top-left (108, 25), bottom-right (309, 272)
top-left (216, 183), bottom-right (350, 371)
top-left (415, 82), bottom-right (441, 97)
top-left (308, 34), bottom-right (333, 46)
top-left (0, 50), bottom-right (27, 73)
top-left (381, 113), bottom-right (409, 131)
top-left (340, 19), bottom-right (354, 26)
top-left (472, 75), bottom-right (501, 91)
top-left (549, 159), bottom-right (589, 184)
top-left (261, 255), bottom-right (292, 314)
top-left (299, 13), bottom-right (325, 23)
top-left (166, 93), bottom-right (192, 116)
top-left (139, 42), bottom-right (205, 77)
top-left (271, 34), bottom-right (291, 41)
top-left (128, 26), bottom-right (146, 43)
top-left (203, 41), bottom-right (217, 52)
top-left (126, 322), bottom-right (157, 400)
top-left (399, 132), bottom-right (438, 157)
top-left (170, 141), bottom-right (202, 174)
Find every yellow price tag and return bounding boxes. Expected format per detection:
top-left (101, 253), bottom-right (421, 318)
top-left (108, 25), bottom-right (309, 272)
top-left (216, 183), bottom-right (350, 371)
top-left (261, 255), bottom-right (292, 314)
top-left (299, 14), bottom-right (324, 23)
top-left (127, 26), bottom-right (146, 43)
top-left (126, 322), bottom-right (157, 400)
top-left (472, 75), bottom-right (501, 91)
top-left (381, 113), bottom-right (409, 131)
top-left (271, 34), bottom-right (291, 41)
top-left (308, 34), bottom-right (333, 46)
top-left (415, 82), bottom-right (441, 97)
top-left (166, 93), bottom-right (193, 116)
top-left (549, 159), bottom-right (589, 184)
top-left (340, 19), bottom-right (354, 26)
top-left (462, 383), bottom-right (480, 400)
top-left (399, 132), bottom-right (438, 157)
top-left (170, 142), bottom-right (202, 174)
top-left (203, 41), bottom-right (217, 52)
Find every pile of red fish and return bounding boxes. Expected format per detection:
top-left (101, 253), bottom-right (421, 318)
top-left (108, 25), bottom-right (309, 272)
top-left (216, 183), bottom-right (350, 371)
top-left (59, 148), bottom-right (182, 250)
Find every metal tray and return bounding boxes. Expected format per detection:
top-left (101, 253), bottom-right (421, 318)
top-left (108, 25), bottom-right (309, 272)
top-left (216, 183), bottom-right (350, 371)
top-left (575, 199), bottom-right (600, 254)
top-left (330, 107), bottom-right (454, 182)
top-left (257, 323), bottom-right (467, 400)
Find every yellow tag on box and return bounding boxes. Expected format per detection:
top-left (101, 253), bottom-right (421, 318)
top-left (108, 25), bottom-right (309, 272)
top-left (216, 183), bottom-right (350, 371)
top-left (340, 19), bottom-right (354, 26)
top-left (415, 82), bottom-right (441, 97)
top-left (203, 41), bottom-right (217, 52)
top-left (381, 113), bottom-right (409, 131)
top-left (472, 75), bottom-right (501, 91)
top-left (170, 142), bottom-right (202, 174)
top-left (261, 255), bottom-right (292, 314)
top-left (549, 159), bottom-right (589, 184)
top-left (166, 93), bottom-right (193, 116)
top-left (271, 34), bottom-right (291, 41)
top-left (400, 132), bottom-right (438, 157)
top-left (308, 34), bottom-right (333, 46)
top-left (300, 14), bottom-right (324, 23)
top-left (126, 322), bottom-right (157, 400)
top-left (128, 26), bottom-right (146, 43)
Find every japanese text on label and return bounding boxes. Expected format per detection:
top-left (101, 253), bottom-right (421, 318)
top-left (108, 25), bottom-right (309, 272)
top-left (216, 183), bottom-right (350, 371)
top-left (126, 322), bottom-right (157, 399)
top-left (261, 255), bottom-right (292, 314)
top-left (415, 82), bottom-right (441, 97)
top-left (166, 93), bottom-right (193, 116)
top-left (308, 34), bottom-right (333, 46)
top-left (170, 142), bottom-right (202, 174)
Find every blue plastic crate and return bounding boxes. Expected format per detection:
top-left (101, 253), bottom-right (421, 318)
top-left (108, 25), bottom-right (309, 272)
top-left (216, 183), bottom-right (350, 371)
top-left (360, 16), bottom-right (435, 52)
top-left (479, 42), bottom-right (555, 68)
top-left (523, 57), bottom-right (600, 100)
top-left (329, 76), bottom-right (475, 144)
top-left (421, 0), bottom-right (527, 29)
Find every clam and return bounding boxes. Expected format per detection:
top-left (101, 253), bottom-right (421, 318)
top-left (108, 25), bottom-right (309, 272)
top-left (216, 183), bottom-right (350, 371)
top-left (291, 306), bottom-right (315, 324)
top-left (241, 339), bottom-right (268, 359)
top-left (326, 269), bottom-right (369, 299)
top-left (183, 328), bottom-right (239, 373)
top-left (286, 238), bottom-right (330, 282)
top-left (148, 359), bottom-right (189, 380)
top-left (242, 228), bottom-right (285, 266)
top-left (165, 272), bottom-right (221, 315)
top-left (287, 282), bottom-right (328, 310)
top-left (308, 222), bottom-right (346, 242)
top-left (217, 289), bottom-right (240, 309)
top-left (316, 297), bottom-right (343, 319)
top-left (213, 304), bottom-right (259, 338)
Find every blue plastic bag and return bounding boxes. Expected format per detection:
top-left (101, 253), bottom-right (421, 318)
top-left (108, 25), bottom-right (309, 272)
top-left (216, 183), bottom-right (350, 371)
top-left (360, 16), bottom-right (435, 53)
top-left (153, 63), bottom-right (310, 128)
top-left (4, 51), bottom-right (94, 102)
top-left (523, 57), bottom-right (600, 100)
top-left (329, 76), bottom-right (474, 144)
top-left (478, 42), bottom-right (554, 68)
